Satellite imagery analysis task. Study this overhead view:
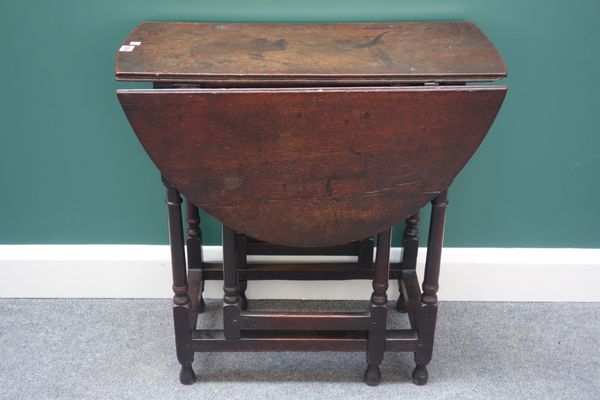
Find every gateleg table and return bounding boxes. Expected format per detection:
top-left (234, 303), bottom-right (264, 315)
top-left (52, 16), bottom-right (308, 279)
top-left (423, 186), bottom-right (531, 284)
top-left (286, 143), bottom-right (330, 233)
top-left (115, 21), bottom-right (507, 386)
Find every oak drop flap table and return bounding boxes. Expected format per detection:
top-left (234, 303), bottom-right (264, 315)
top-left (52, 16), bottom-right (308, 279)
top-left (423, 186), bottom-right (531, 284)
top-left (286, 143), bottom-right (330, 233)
top-left (115, 21), bottom-right (507, 386)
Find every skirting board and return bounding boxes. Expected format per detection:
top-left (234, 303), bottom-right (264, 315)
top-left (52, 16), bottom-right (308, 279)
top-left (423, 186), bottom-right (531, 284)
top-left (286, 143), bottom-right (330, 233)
top-left (0, 245), bottom-right (599, 301)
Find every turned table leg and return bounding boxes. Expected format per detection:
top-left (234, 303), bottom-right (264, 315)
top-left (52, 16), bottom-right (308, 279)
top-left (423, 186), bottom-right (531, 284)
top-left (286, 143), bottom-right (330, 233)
top-left (222, 225), bottom-right (241, 339)
top-left (186, 201), bottom-right (205, 313)
top-left (163, 176), bottom-right (196, 385)
top-left (397, 211), bottom-right (420, 312)
top-left (364, 228), bottom-right (392, 386)
top-left (413, 190), bottom-right (448, 385)
top-left (236, 232), bottom-right (249, 311)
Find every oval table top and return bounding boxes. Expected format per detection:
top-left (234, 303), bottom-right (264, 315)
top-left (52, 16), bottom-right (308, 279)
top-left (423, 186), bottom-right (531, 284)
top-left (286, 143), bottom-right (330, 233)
top-left (118, 85), bottom-right (506, 246)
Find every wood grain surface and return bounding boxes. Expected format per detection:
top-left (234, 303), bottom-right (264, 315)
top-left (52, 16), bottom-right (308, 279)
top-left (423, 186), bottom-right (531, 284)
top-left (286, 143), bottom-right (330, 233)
top-left (118, 85), bottom-right (506, 246)
top-left (115, 22), bottom-right (506, 85)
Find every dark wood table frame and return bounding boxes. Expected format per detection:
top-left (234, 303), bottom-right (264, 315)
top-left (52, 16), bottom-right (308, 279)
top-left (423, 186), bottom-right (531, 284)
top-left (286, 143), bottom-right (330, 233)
top-left (115, 21), bottom-right (506, 387)
top-left (164, 175), bottom-right (446, 386)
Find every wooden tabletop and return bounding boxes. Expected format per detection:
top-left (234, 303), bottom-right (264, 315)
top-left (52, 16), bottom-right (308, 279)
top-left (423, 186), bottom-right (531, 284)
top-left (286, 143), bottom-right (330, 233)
top-left (115, 21), bottom-right (506, 85)
top-left (118, 85), bottom-right (507, 246)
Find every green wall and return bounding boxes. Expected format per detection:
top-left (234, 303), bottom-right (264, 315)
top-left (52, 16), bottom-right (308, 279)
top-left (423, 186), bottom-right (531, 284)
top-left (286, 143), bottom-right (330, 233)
top-left (1, 1), bottom-right (599, 247)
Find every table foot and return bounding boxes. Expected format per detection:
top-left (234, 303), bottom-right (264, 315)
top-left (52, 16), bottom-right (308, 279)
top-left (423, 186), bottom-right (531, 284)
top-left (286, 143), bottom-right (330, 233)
top-left (412, 364), bottom-right (428, 385)
top-left (179, 364), bottom-right (196, 385)
top-left (364, 364), bottom-right (381, 386)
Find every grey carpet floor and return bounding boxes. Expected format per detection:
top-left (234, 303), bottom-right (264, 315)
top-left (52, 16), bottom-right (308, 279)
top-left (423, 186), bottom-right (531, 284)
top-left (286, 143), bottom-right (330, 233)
top-left (0, 299), bottom-right (598, 400)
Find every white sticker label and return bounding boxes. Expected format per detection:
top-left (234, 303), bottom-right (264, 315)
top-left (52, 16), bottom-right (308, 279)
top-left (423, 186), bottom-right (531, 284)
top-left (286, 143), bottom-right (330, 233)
top-left (129, 41), bottom-right (142, 46)
top-left (119, 45), bottom-right (135, 52)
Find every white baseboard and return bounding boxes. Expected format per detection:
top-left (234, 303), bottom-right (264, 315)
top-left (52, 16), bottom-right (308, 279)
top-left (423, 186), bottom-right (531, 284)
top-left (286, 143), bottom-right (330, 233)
top-left (0, 245), bottom-right (599, 301)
